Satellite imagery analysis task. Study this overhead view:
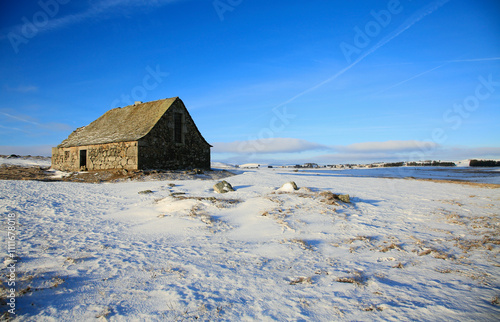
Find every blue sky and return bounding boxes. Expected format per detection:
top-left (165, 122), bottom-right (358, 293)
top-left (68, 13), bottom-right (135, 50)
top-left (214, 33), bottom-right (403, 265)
top-left (0, 0), bottom-right (499, 164)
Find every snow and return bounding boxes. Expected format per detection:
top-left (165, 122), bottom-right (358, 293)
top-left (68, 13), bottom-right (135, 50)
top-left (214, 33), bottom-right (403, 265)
top-left (455, 159), bottom-right (472, 167)
top-left (1, 167), bottom-right (499, 320)
top-left (210, 162), bottom-right (236, 169)
top-left (278, 181), bottom-right (298, 192)
top-left (44, 169), bottom-right (71, 179)
top-left (0, 157), bottom-right (51, 168)
top-left (296, 167), bottom-right (500, 185)
top-left (239, 163), bottom-right (260, 168)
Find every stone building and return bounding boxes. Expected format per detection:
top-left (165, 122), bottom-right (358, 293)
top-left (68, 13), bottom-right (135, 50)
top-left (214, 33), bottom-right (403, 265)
top-left (52, 97), bottom-right (211, 171)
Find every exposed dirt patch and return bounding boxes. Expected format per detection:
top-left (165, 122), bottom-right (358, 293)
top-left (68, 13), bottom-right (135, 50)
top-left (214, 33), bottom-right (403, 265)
top-left (0, 165), bottom-right (235, 183)
top-left (0, 165), bottom-right (52, 181)
top-left (404, 177), bottom-right (500, 189)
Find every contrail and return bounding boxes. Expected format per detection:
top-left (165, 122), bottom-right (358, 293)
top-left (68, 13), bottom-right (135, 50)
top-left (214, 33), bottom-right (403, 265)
top-left (0, 0), bottom-right (184, 40)
top-left (375, 55), bottom-right (500, 94)
top-left (0, 112), bottom-right (40, 126)
top-left (374, 63), bottom-right (448, 95)
top-left (0, 124), bottom-right (31, 133)
top-left (444, 57), bottom-right (500, 63)
top-left (274, 0), bottom-right (451, 109)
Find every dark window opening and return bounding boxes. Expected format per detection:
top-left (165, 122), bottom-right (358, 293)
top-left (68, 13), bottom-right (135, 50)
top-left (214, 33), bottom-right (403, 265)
top-left (79, 149), bottom-right (87, 169)
top-left (174, 113), bottom-right (183, 144)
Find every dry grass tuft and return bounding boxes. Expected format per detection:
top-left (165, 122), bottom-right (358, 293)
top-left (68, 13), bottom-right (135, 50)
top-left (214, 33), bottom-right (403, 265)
top-left (392, 262), bottom-right (405, 269)
top-left (336, 271), bottom-right (367, 286)
top-left (346, 235), bottom-right (373, 244)
top-left (444, 212), bottom-right (465, 225)
top-left (289, 276), bottom-right (313, 285)
top-left (51, 277), bottom-right (65, 288)
top-left (95, 307), bottom-right (112, 319)
top-left (298, 297), bottom-right (310, 308)
top-left (261, 207), bottom-right (295, 232)
top-left (289, 238), bottom-right (315, 251)
top-left (432, 251), bottom-right (451, 260)
top-left (362, 305), bottom-right (384, 312)
top-left (379, 243), bottom-right (403, 253)
top-left (454, 236), bottom-right (498, 253)
top-left (18, 286), bottom-right (32, 296)
top-left (407, 178), bottom-right (500, 189)
top-left (318, 191), bottom-right (340, 205)
top-left (336, 277), bottom-right (362, 285)
top-left (188, 204), bottom-right (231, 232)
top-left (418, 249), bottom-right (432, 256)
top-left (171, 195), bottom-right (241, 208)
top-left (439, 199), bottom-right (465, 207)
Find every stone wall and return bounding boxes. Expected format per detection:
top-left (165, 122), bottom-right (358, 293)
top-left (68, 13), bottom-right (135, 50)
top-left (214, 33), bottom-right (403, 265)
top-left (138, 100), bottom-right (211, 170)
top-left (52, 98), bottom-right (210, 172)
top-left (52, 146), bottom-right (79, 171)
top-left (52, 141), bottom-right (138, 171)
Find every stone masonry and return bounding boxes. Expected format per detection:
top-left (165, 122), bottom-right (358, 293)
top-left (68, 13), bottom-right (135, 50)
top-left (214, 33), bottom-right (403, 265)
top-left (51, 97), bottom-right (211, 172)
top-left (52, 141), bottom-right (138, 172)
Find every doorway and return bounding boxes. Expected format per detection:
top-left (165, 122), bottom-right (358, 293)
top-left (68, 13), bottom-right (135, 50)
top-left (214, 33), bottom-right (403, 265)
top-left (79, 149), bottom-right (87, 169)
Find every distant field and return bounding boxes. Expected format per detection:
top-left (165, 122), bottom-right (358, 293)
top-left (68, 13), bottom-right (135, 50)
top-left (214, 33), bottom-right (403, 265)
top-left (293, 167), bottom-right (500, 185)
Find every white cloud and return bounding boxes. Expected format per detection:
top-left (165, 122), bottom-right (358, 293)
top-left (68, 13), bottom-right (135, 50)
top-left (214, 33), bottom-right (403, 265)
top-left (4, 85), bottom-right (38, 93)
top-left (212, 138), bottom-right (443, 155)
top-left (311, 146), bottom-right (500, 164)
top-left (337, 140), bottom-right (440, 153)
top-left (0, 145), bottom-right (52, 156)
top-left (212, 138), bottom-right (330, 154)
top-left (212, 138), bottom-right (441, 156)
top-left (442, 147), bottom-right (500, 160)
top-left (213, 145), bottom-right (500, 166)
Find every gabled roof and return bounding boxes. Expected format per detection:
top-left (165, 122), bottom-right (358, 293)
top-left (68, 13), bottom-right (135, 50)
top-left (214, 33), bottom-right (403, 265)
top-left (58, 97), bottom-right (209, 148)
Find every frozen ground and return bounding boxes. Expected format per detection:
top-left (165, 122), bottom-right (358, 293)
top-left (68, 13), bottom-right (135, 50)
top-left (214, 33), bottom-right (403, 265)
top-left (0, 157), bottom-right (51, 168)
top-left (0, 166), bottom-right (499, 321)
top-left (297, 167), bottom-right (500, 185)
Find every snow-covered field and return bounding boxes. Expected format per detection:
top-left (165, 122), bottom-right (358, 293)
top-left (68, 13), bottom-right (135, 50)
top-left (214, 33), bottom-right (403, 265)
top-left (1, 166), bottom-right (499, 321)
top-left (298, 167), bottom-right (500, 185)
top-left (0, 157), bottom-right (51, 168)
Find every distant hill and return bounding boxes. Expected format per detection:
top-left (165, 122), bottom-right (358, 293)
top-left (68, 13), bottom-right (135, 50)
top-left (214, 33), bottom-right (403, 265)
top-left (469, 159), bottom-right (500, 167)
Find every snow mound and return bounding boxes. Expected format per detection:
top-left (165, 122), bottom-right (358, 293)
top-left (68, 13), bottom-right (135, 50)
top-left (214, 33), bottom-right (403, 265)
top-left (211, 162), bottom-right (236, 169)
top-left (278, 181), bottom-right (299, 192)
